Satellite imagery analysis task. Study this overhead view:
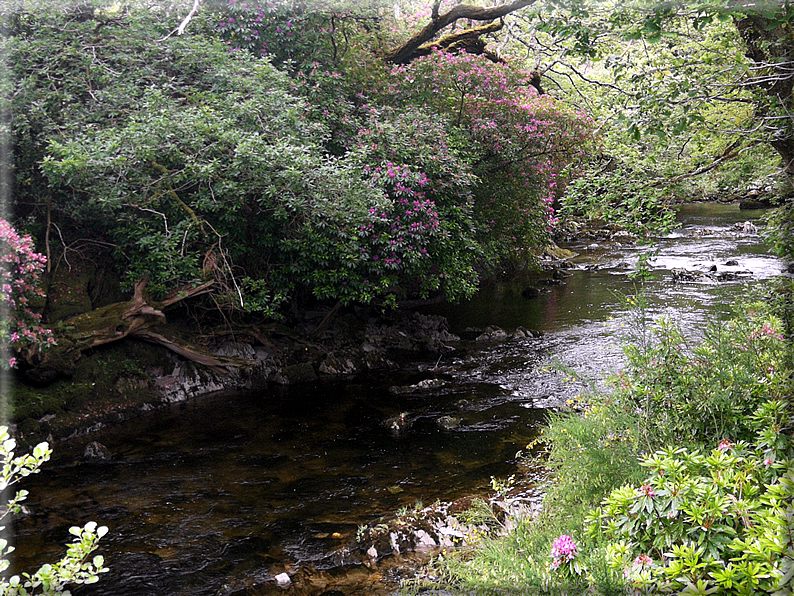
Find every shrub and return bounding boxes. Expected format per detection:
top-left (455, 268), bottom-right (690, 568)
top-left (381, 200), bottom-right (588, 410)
top-left (0, 219), bottom-right (53, 368)
top-left (616, 309), bottom-right (789, 447)
top-left (587, 400), bottom-right (793, 595)
top-left (0, 426), bottom-right (108, 595)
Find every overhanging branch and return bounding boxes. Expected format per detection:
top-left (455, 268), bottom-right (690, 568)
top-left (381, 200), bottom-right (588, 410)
top-left (384, 0), bottom-right (538, 64)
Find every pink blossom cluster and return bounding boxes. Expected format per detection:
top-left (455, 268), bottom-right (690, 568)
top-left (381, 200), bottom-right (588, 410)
top-left (550, 534), bottom-right (578, 567)
top-left (357, 162), bottom-right (441, 267)
top-left (749, 322), bottom-right (784, 341)
top-left (639, 483), bottom-right (655, 498)
top-left (379, 49), bottom-right (594, 241)
top-left (0, 218), bottom-right (53, 368)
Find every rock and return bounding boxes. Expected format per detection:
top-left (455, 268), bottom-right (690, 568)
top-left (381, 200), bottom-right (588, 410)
top-left (275, 362), bottom-right (317, 385)
top-left (739, 198), bottom-right (771, 210)
top-left (731, 221), bottom-right (758, 234)
top-left (611, 230), bottom-right (636, 243)
top-left (414, 529), bottom-right (437, 547)
top-left (274, 572), bottom-right (291, 586)
top-left (389, 379), bottom-right (444, 394)
top-left (671, 268), bottom-right (711, 282)
top-left (709, 264), bottom-right (718, 272)
top-left (436, 415), bottom-right (461, 430)
top-left (475, 326), bottom-right (509, 342)
top-left (213, 341), bottom-right (256, 359)
top-left (521, 286), bottom-right (541, 298)
top-left (390, 532), bottom-right (401, 554)
top-left (84, 441), bottom-right (112, 462)
top-left (541, 245), bottom-right (576, 260)
top-left (716, 271), bottom-right (752, 282)
top-left (384, 413), bottom-right (411, 435)
top-left (318, 354), bottom-right (357, 376)
top-left (725, 260), bottom-right (739, 266)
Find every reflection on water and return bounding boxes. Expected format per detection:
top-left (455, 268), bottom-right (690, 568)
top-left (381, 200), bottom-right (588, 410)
top-left (10, 203), bottom-right (784, 595)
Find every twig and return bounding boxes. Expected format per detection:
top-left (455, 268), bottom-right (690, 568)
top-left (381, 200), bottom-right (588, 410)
top-left (158, 0), bottom-right (200, 41)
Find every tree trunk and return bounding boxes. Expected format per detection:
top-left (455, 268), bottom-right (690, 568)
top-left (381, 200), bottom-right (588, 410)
top-left (734, 14), bottom-right (794, 177)
top-left (22, 279), bottom-right (252, 383)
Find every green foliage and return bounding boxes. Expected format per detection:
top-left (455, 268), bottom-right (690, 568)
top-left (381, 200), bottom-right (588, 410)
top-left (537, 399), bottom-right (645, 509)
top-left (617, 307), bottom-right (789, 447)
top-left (764, 196), bottom-right (794, 261)
top-left (0, 427), bottom-right (108, 595)
top-left (430, 281), bottom-right (793, 595)
top-left (559, 159), bottom-right (678, 236)
top-left (352, 47), bottom-right (595, 268)
top-left (588, 400), bottom-right (793, 595)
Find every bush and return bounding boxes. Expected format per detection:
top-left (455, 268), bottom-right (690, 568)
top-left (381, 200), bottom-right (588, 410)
top-left (0, 426), bottom-right (108, 595)
top-left (0, 219), bottom-right (53, 368)
top-left (616, 308), bottom-right (789, 447)
top-left (587, 400), bottom-right (793, 595)
top-left (429, 283), bottom-right (793, 595)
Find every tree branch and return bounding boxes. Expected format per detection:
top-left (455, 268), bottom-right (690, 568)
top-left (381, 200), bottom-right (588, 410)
top-left (158, 0), bottom-right (200, 41)
top-left (384, 0), bottom-right (538, 64)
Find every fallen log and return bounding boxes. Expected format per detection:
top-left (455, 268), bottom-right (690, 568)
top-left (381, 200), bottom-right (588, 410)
top-left (22, 279), bottom-right (253, 383)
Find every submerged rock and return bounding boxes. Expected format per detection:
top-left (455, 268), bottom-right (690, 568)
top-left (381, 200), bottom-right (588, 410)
top-left (274, 572), bottom-right (291, 586)
top-left (436, 415), bottom-right (461, 430)
top-left (275, 362), bottom-right (317, 385)
top-left (84, 441), bottom-right (112, 462)
top-left (389, 379), bottom-right (445, 394)
top-left (384, 413), bottom-right (412, 436)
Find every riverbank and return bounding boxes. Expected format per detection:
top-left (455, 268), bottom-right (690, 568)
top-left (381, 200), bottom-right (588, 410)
top-left (8, 238), bottom-right (585, 448)
top-left (410, 276), bottom-right (793, 595)
top-left (8, 202), bottom-right (791, 596)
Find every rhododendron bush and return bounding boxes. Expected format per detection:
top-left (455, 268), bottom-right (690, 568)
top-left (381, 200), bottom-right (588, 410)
top-left (0, 219), bottom-right (53, 368)
top-left (351, 49), bottom-right (594, 264)
top-left (12, 4), bottom-right (594, 320)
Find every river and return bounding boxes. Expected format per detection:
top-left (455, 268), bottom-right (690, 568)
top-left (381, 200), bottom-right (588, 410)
top-left (8, 203), bottom-right (787, 596)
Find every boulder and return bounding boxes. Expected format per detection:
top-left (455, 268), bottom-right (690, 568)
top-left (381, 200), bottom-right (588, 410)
top-left (275, 362), bottom-right (317, 385)
top-left (84, 441), bottom-right (112, 462)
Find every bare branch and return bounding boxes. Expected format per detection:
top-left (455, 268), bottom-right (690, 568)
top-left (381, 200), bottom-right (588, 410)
top-left (158, 0), bottom-right (200, 41)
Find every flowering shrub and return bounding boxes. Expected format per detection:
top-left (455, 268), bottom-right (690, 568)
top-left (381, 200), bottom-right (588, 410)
top-left (587, 400), bottom-right (794, 595)
top-left (545, 533), bottom-right (587, 589)
top-left (213, 0), bottom-right (328, 67)
top-left (359, 48), bottom-right (594, 263)
top-left (616, 310), bottom-right (789, 445)
top-left (0, 219), bottom-right (53, 368)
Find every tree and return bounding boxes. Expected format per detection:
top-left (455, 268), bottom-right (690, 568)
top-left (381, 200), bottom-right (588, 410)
top-left (383, 0), bottom-right (539, 64)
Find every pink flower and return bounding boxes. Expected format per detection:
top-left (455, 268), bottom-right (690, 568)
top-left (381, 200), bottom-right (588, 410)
top-left (551, 534), bottom-right (577, 565)
top-left (633, 554), bottom-right (653, 567)
top-left (639, 483), bottom-right (655, 498)
top-left (717, 439), bottom-right (732, 451)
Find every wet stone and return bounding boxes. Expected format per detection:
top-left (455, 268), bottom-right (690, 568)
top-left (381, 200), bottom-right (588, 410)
top-left (83, 441), bottom-right (112, 462)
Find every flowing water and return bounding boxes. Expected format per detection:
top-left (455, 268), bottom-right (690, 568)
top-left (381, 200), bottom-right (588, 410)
top-left (9, 204), bottom-right (787, 596)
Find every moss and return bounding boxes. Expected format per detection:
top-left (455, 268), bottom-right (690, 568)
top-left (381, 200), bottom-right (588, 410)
top-left (8, 339), bottom-right (171, 444)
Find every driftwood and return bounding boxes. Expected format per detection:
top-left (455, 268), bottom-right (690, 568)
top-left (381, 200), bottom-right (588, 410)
top-left (23, 279), bottom-right (252, 383)
top-left (384, 0), bottom-right (538, 65)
